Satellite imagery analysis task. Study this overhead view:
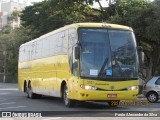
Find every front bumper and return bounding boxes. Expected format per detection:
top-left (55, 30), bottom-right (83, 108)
top-left (71, 90), bottom-right (138, 101)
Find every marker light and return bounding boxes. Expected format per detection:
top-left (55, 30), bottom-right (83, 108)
top-left (127, 86), bottom-right (139, 90)
top-left (80, 85), bottom-right (97, 90)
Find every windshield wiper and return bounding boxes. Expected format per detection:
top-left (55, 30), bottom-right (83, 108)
top-left (98, 57), bottom-right (108, 78)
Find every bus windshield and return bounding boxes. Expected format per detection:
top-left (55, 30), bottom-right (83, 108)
top-left (79, 28), bottom-right (139, 80)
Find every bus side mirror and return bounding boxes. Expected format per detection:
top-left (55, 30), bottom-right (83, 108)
top-left (75, 46), bottom-right (80, 59)
top-left (137, 46), bottom-right (144, 65)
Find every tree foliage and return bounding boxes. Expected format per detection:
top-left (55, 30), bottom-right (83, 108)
top-left (108, 0), bottom-right (160, 79)
top-left (6, 27), bottom-right (31, 81)
top-left (8, 9), bottom-right (21, 22)
top-left (20, 0), bottom-right (116, 38)
top-left (0, 25), bottom-right (12, 34)
top-left (20, 0), bottom-right (99, 38)
top-left (2, 0), bottom-right (160, 82)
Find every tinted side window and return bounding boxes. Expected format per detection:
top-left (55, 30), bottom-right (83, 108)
top-left (155, 78), bottom-right (160, 85)
top-left (50, 34), bottom-right (57, 56)
top-left (26, 45), bottom-right (31, 61)
top-left (42, 38), bottom-right (50, 58)
top-left (49, 30), bottom-right (67, 56)
top-left (30, 42), bottom-right (36, 60)
top-left (35, 40), bottom-right (42, 59)
top-left (19, 47), bottom-right (23, 62)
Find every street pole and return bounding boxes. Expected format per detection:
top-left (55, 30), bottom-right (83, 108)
top-left (3, 51), bottom-right (6, 83)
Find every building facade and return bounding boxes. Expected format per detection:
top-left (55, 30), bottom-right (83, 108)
top-left (0, 0), bottom-right (26, 30)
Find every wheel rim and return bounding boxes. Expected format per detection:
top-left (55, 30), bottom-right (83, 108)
top-left (64, 86), bottom-right (69, 105)
top-left (148, 93), bottom-right (157, 102)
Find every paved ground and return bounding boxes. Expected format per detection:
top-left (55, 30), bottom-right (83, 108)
top-left (0, 83), bottom-right (159, 120)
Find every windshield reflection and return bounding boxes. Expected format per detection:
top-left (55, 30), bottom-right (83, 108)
top-left (109, 30), bottom-right (138, 79)
top-left (78, 28), bottom-right (138, 80)
top-left (79, 29), bottom-right (110, 77)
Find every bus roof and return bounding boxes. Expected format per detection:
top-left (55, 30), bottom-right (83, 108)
top-left (20, 23), bottom-right (132, 48)
top-left (73, 23), bottom-right (131, 30)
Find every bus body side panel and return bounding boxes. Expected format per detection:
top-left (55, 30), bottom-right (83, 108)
top-left (18, 55), bottom-right (72, 97)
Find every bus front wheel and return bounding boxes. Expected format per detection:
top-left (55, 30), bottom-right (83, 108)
top-left (63, 84), bottom-right (76, 107)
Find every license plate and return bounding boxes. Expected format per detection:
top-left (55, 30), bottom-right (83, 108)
top-left (107, 94), bottom-right (117, 98)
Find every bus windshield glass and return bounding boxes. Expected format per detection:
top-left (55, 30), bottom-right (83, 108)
top-left (78, 28), bottom-right (139, 80)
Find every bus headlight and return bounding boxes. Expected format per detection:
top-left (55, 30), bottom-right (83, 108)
top-left (80, 85), bottom-right (97, 90)
top-left (127, 86), bottom-right (139, 90)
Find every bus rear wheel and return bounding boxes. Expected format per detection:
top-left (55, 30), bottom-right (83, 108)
top-left (27, 83), bottom-right (37, 99)
top-left (63, 84), bottom-right (76, 107)
top-left (24, 81), bottom-right (27, 93)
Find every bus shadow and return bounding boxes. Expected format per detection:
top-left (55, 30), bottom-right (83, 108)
top-left (42, 96), bottom-right (127, 110)
top-left (75, 101), bottom-right (126, 110)
top-left (25, 95), bottom-right (127, 110)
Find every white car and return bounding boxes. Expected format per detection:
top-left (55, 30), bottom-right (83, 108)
top-left (143, 76), bottom-right (160, 103)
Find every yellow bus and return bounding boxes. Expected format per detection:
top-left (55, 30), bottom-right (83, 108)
top-left (18, 23), bottom-right (139, 107)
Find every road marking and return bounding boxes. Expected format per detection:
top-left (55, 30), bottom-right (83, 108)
top-left (0, 88), bottom-right (18, 91)
top-left (0, 102), bottom-right (16, 106)
top-left (0, 106), bottom-right (27, 110)
top-left (0, 93), bottom-right (10, 95)
top-left (1, 118), bottom-right (14, 120)
top-left (43, 117), bottom-right (62, 120)
top-left (0, 99), bottom-right (7, 102)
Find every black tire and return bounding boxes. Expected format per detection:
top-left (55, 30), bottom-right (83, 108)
top-left (63, 84), bottom-right (76, 107)
top-left (27, 83), bottom-right (37, 99)
top-left (108, 100), bottom-right (120, 107)
top-left (35, 94), bottom-right (42, 99)
top-left (24, 81), bottom-right (27, 93)
top-left (147, 92), bottom-right (158, 103)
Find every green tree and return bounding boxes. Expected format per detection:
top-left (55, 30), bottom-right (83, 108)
top-left (6, 27), bottom-right (31, 82)
top-left (8, 9), bottom-right (21, 22)
top-left (0, 25), bottom-right (12, 34)
top-left (0, 26), bottom-right (14, 82)
top-left (108, 0), bottom-right (160, 79)
top-left (20, 0), bottom-right (104, 38)
top-left (5, 0), bottom-right (160, 83)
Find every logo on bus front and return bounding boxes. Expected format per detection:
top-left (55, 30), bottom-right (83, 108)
top-left (110, 85), bottom-right (115, 90)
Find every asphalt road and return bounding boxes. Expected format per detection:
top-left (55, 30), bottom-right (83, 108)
top-left (0, 83), bottom-right (160, 120)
